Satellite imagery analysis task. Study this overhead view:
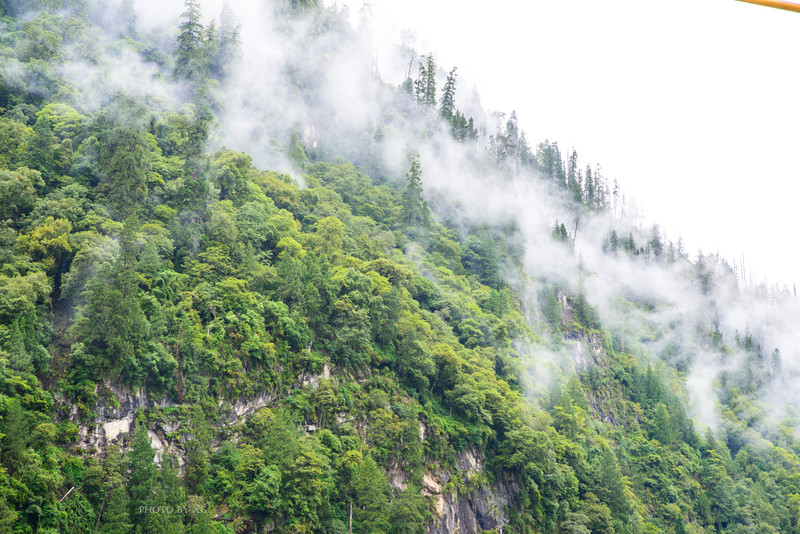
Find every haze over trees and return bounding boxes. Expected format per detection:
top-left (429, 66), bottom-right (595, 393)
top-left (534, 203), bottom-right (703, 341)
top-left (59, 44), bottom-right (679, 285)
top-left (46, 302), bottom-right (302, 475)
top-left (0, 1), bottom-right (799, 534)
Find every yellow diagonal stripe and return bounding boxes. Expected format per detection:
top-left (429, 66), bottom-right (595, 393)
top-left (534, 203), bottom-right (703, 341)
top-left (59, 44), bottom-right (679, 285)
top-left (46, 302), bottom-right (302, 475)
top-left (736, 0), bottom-right (800, 13)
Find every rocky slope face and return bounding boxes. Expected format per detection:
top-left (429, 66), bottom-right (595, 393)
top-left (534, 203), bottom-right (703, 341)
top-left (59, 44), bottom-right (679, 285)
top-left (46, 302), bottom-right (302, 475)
top-left (65, 363), bottom-right (520, 534)
top-left (425, 449), bottom-right (518, 534)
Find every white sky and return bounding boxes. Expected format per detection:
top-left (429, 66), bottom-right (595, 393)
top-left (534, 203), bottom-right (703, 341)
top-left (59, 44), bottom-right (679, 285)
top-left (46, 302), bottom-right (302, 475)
top-left (331, 0), bottom-right (800, 287)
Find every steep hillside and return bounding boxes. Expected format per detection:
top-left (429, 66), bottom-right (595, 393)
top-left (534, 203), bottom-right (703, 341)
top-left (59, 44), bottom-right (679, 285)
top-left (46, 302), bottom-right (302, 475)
top-left (2, 2), bottom-right (800, 534)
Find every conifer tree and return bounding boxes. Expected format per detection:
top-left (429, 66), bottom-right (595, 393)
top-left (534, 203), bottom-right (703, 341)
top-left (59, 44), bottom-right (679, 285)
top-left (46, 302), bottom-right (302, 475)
top-left (567, 149), bottom-right (582, 203)
top-left (584, 165), bottom-right (594, 207)
top-left (175, 0), bottom-right (207, 82)
top-left (99, 126), bottom-right (152, 217)
top-left (648, 224), bottom-right (663, 257)
top-left (598, 448), bottom-right (630, 518)
top-left (23, 114), bottom-right (57, 185)
top-left (212, 0), bottom-right (241, 80)
top-left (128, 425), bottom-right (157, 529)
top-left (0, 398), bottom-right (27, 476)
top-left (401, 153), bottom-right (430, 231)
top-left (353, 456), bottom-right (391, 532)
top-left (423, 54), bottom-right (436, 106)
top-left (414, 55), bottom-right (436, 107)
top-left (440, 67), bottom-right (457, 121)
top-left (593, 165), bottom-right (608, 211)
top-left (99, 445), bottom-right (132, 534)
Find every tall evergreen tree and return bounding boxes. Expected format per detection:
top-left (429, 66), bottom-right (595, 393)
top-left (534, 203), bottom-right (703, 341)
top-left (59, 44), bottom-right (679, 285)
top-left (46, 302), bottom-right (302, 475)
top-left (414, 54), bottom-right (436, 107)
top-left (440, 67), bottom-right (457, 121)
top-left (175, 0), bottom-right (207, 82)
top-left (0, 398), bottom-right (27, 476)
top-left (128, 425), bottom-right (157, 530)
top-left (400, 153), bottom-right (430, 231)
top-left (99, 126), bottom-right (152, 217)
top-left (99, 445), bottom-right (133, 534)
top-left (23, 114), bottom-right (57, 185)
top-left (353, 456), bottom-right (391, 532)
top-left (212, 0), bottom-right (241, 80)
top-left (567, 148), bottom-right (583, 203)
top-left (648, 224), bottom-right (663, 257)
top-left (584, 165), bottom-right (594, 207)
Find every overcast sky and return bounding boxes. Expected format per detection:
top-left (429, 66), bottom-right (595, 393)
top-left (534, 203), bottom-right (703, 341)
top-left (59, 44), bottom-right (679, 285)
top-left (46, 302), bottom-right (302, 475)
top-left (329, 0), bottom-right (800, 287)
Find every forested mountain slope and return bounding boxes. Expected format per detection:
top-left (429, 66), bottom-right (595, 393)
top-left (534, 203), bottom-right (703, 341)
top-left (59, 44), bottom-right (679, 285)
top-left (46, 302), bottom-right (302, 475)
top-left (1, 1), bottom-right (800, 533)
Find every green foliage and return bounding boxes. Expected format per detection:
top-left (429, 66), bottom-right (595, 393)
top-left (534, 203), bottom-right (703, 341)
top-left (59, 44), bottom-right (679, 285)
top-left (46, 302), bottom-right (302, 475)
top-left (98, 125), bottom-right (153, 216)
top-left (400, 153), bottom-right (430, 234)
top-left (0, 4), bottom-right (797, 534)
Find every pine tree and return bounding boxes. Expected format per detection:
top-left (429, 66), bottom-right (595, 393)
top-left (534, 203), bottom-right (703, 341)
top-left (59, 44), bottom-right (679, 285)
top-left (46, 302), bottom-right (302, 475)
top-left (99, 445), bottom-right (132, 534)
top-left (23, 114), bottom-right (57, 185)
top-left (648, 224), bottom-right (663, 257)
top-left (597, 448), bottom-right (630, 518)
top-left (414, 54), bottom-right (436, 106)
top-left (550, 141), bottom-right (566, 185)
top-left (0, 398), bottom-right (27, 475)
top-left (423, 54), bottom-right (436, 106)
top-left (594, 165), bottom-right (608, 211)
top-left (99, 126), bottom-right (152, 217)
top-left (154, 454), bottom-right (186, 534)
top-left (584, 165), bottom-right (594, 206)
top-left (653, 403), bottom-right (675, 445)
top-left (466, 117), bottom-right (477, 141)
top-left (353, 456), bottom-right (391, 532)
top-left (440, 67), bottom-right (457, 121)
top-left (212, 0), bottom-right (241, 80)
top-left (175, 0), bottom-right (207, 82)
top-left (567, 149), bottom-right (582, 203)
top-left (128, 425), bottom-right (157, 529)
top-left (75, 214), bottom-right (152, 384)
top-left (400, 153), bottom-right (430, 232)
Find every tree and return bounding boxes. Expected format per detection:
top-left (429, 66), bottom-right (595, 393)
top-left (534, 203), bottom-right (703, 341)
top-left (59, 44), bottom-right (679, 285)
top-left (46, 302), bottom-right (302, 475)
top-left (353, 456), bottom-right (391, 533)
top-left (71, 215), bottom-right (177, 388)
top-left (212, 0), bottom-right (241, 80)
top-left (584, 165), bottom-right (594, 207)
top-left (210, 148), bottom-right (252, 202)
top-left (99, 126), bottom-right (152, 216)
top-left (414, 54), bottom-right (436, 107)
top-left (440, 67), bottom-right (457, 121)
top-left (128, 425), bottom-right (157, 529)
top-left (552, 220), bottom-right (570, 243)
top-left (652, 402), bottom-right (674, 445)
top-left (23, 113), bottom-right (58, 184)
top-left (648, 224), bottom-right (663, 257)
top-left (99, 445), bottom-right (132, 534)
top-left (175, 0), bottom-right (208, 82)
top-left (400, 153), bottom-right (430, 232)
top-left (567, 149), bottom-right (582, 203)
top-left (0, 398), bottom-right (27, 476)
top-left (389, 484), bottom-right (427, 534)
top-left (597, 448), bottom-right (629, 518)
top-left (0, 167), bottom-right (44, 221)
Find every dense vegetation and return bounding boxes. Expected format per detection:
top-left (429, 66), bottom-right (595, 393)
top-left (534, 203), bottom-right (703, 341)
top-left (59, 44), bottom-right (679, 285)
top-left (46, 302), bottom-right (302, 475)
top-left (1, 1), bottom-right (800, 534)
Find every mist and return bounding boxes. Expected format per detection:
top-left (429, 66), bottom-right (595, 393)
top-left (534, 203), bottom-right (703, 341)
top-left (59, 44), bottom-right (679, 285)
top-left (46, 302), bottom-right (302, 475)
top-left (62, 0), bottom-right (800, 440)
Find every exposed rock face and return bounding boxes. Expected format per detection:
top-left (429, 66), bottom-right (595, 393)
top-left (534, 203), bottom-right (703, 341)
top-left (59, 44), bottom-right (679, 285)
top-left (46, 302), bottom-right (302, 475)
top-left (568, 331), bottom-right (607, 373)
top-left (72, 384), bottom-right (279, 465)
top-left (68, 368), bottom-right (518, 533)
top-left (426, 448), bottom-right (518, 534)
top-left (71, 385), bottom-right (178, 462)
